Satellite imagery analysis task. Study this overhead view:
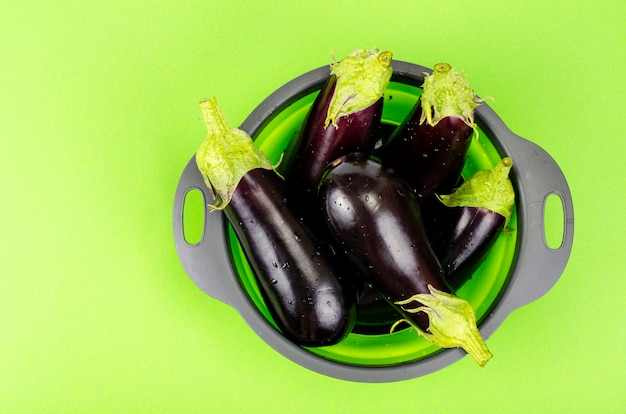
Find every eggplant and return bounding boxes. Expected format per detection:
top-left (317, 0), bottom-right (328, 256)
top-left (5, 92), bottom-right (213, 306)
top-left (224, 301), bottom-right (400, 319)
top-left (427, 157), bottom-right (515, 288)
top-left (319, 153), bottom-right (492, 366)
top-left (195, 97), bottom-right (355, 347)
top-left (376, 63), bottom-right (482, 212)
top-left (282, 48), bottom-right (393, 194)
top-left (279, 49), bottom-right (394, 331)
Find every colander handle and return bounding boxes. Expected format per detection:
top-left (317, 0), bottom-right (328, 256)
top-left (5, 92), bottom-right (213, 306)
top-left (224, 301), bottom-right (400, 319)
top-left (172, 156), bottom-right (243, 307)
top-left (478, 105), bottom-right (575, 313)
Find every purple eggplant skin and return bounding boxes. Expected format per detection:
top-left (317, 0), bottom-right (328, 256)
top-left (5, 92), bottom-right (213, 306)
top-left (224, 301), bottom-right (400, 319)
top-left (284, 74), bottom-right (384, 194)
top-left (425, 206), bottom-right (506, 289)
top-left (279, 67), bottom-right (388, 333)
top-left (375, 104), bottom-right (473, 210)
top-left (318, 153), bottom-right (451, 331)
top-left (224, 167), bottom-right (356, 347)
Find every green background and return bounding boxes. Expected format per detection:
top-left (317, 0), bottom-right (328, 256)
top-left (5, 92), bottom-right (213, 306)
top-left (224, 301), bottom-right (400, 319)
top-left (1, 1), bottom-right (624, 412)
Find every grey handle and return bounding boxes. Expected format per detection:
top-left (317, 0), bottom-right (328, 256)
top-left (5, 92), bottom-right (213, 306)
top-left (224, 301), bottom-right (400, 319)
top-left (476, 103), bottom-right (574, 335)
top-left (172, 156), bottom-right (243, 307)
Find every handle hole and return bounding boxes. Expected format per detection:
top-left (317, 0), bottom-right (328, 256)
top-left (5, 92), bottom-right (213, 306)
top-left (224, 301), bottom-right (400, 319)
top-left (543, 192), bottom-right (566, 250)
top-left (182, 187), bottom-right (205, 245)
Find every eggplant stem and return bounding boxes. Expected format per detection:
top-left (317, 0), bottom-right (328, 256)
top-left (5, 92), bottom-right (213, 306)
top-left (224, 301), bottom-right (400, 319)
top-left (195, 97), bottom-right (276, 210)
top-left (395, 284), bottom-right (492, 367)
top-left (389, 319), bottom-right (413, 334)
top-left (437, 157), bottom-right (515, 226)
top-left (419, 63), bottom-right (483, 128)
top-left (325, 48), bottom-right (393, 127)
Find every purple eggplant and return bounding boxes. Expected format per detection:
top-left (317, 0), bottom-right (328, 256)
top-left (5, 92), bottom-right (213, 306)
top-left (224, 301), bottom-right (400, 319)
top-left (319, 153), bottom-right (492, 366)
top-left (195, 97), bottom-right (355, 347)
top-left (279, 49), bottom-right (394, 331)
top-left (376, 63), bottom-right (482, 211)
top-left (427, 157), bottom-right (515, 288)
top-left (283, 48), bottom-right (393, 193)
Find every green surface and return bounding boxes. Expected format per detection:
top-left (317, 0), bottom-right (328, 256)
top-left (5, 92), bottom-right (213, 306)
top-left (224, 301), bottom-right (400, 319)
top-left (1, 1), bottom-right (624, 413)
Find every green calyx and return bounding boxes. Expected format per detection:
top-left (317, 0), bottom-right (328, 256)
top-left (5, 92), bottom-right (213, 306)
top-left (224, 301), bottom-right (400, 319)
top-left (419, 62), bottom-right (482, 128)
top-left (195, 97), bottom-right (276, 210)
top-left (438, 157), bottom-right (515, 226)
top-left (325, 48), bottom-right (393, 127)
top-left (393, 285), bottom-right (492, 367)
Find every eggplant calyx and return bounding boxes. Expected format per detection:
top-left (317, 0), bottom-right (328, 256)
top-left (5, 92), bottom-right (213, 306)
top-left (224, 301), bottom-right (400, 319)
top-left (438, 157), bottom-right (515, 226)
top-left (325, 48), bottom-right (393, 127)
top-left (195, 97), bottom-right (276, 210)
top-left (395, 284), bottom-right (492, 367)
top-left (419, 62), bottom-right (482, 128)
